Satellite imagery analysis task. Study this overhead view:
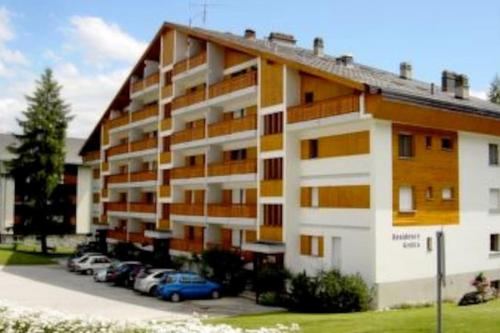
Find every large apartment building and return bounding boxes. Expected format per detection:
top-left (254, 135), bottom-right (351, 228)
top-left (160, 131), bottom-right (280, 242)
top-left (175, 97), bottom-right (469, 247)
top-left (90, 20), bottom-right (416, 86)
top-left (78, 22), bottom-right (500, 308)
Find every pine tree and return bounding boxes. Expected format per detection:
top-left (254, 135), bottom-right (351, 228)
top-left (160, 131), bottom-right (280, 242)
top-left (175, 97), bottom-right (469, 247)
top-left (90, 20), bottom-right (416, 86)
top-left (7, 68), bottom-right (72, 254)
top-left (488, 75), bottom-right (500, 105)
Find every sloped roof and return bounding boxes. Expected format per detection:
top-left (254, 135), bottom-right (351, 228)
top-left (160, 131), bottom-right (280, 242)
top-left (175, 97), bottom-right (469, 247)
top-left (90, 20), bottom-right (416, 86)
top-left (0, 133), bottom-right (85, 165)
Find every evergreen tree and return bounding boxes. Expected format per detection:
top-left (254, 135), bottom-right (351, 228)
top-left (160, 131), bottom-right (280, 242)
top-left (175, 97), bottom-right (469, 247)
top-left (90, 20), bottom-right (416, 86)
top-left (488, 75), bottom-right (500, 105)
top-left (7, 68), bottom-right (72, 253)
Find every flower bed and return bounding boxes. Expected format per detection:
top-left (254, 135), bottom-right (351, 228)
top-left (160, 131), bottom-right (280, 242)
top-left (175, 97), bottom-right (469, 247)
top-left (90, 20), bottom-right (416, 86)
top-left (0, 301), bottom-right (299, 333)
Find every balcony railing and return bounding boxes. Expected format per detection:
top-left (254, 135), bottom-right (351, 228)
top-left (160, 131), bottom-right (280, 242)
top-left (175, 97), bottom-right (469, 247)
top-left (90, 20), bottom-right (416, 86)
top-left (173, 51), bottom-right (207, 76)
top-left (260, 179), bottom-right (283, 197)
top-left (159, 185), bottom-right (171, 198)
top-left (170, 238), bottom-right (204, 253)
top-left (129, 202), bottom-right (156, 214)
top-left (171, 127), bottom-right (205, 145)
top-left (160, 152), bottom-right (171, 164)
top-left (107, 173), bottom-right (128, 184)
top-left (207, 204), bottom-right (257, 218)
top-left (107, 202), bottom-right (127, 212)
top-left (207, 159), bottom-right (256, 177)
top-left (259, 226), bottom-right (283, 242)
top-left (209, 71), bottom-right (257, 99)
top-left (108, 114), bottom-right (129, 129)
top-left (260, 133), bottom-right (283, 151)
top-left (107, 230), bottom-right (127, 241)
top-left (130, 137), bottom-right (157, 152)
top-left (130, 170), bottom-right (156, 182)
top-left (171, 165), bottom-right (205, 179)
top-left (131, 105), bottom-right (158, 122)
top-left (131, 72), bottom-right (160, 94)
top-left (172, 89), bottom-right (206, 110)
top-left (287, 94), bottom-right (359, 124)
top-left (129, 232), bottom-right (153, 245)
top-left (170, 203), bottom-right (204, 216)
top-left (107, 143), bottom-right (129, 157)
top-left (83, 150), bottom-right (100, 162)
top-left (208, 115), bottom-right (256, 138)
top-left (161, 84), bottom-right (173, 99)
top-left (160, 118), bottom-right (172, 131)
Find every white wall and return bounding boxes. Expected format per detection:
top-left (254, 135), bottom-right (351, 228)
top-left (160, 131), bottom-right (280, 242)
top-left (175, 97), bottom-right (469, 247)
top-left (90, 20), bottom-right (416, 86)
top-left (0, 173), bottom-right (15, 233)
top-left (76, 166), bottom-right (92, 234)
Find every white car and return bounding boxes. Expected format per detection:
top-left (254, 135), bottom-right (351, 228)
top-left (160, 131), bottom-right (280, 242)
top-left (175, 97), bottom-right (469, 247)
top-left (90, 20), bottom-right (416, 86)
top-left (67, 252), bottom-right (101, 271)
top-left (133, 268), bottom-right (175, 295)
top-left (74, 255), bottom-right (112, 275)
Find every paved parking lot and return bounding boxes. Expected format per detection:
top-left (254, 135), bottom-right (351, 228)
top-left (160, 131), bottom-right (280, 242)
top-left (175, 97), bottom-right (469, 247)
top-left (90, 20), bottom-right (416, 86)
top-left (0, 264), bottom-right (276, 321)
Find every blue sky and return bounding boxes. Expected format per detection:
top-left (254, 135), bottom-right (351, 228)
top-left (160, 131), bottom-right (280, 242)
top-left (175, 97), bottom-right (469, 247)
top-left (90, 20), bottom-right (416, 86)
top-left (0, 0), bottom-right (499, 138)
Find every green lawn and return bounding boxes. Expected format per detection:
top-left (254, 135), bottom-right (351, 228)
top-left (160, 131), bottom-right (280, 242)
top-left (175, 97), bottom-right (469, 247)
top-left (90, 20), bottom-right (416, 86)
top-left (212, 299), bottom-right (500, 333)
top-left (0, 248), bottom-right (62, 265)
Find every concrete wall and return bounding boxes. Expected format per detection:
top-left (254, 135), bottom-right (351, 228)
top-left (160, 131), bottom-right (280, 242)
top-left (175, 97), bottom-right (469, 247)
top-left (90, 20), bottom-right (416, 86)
top-left (0, 171), bottom-right (15, 234)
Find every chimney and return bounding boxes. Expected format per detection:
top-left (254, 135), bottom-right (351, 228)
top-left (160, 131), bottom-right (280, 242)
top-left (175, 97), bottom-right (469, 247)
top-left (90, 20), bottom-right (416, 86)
top-left (441, 70), bottom-right (457, 93)
top-left (455, 74), bottom-right (469, 99)
top-left (313, 37), bottom-right (324, 57)
top-left (244, 29), bottom-right (256, 40)
top-left (399, 62), bottom-right (412, 80)
top-left (268, 32), bottom-right (296, 46)
top-left (336, 54), bottom-right (354, 66)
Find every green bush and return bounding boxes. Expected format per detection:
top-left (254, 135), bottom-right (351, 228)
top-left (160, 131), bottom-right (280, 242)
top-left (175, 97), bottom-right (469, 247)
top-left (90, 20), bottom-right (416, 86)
top-left (255, 266), bottom-right (290, 295)
top-left (258, 291), bottom-right (283, 307)
top-left (201, 248), bottom-right (248, 296)
top-left (288, 269), bottom-right (371, 313)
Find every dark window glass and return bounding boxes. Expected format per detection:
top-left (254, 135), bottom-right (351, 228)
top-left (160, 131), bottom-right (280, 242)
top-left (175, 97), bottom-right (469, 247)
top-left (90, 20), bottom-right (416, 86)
top-left (399, 134), bottom-right (413, 158)
top-left (309, 139), bottom-right (319, 159)
top-left (305, 92), bottom-right (314, 104)
top-left (490, 234), bottom-right (499, 252)
top-left (425, 136), bottom-right (432, 149)
top-left (489, 144), bottom-right (499, 166)
top-left (441, 137), bottom-right (453, 150)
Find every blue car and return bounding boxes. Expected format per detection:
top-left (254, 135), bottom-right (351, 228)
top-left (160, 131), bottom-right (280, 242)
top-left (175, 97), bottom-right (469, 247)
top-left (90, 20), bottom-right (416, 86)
top-left (156, 273), bottom-right (221, 302)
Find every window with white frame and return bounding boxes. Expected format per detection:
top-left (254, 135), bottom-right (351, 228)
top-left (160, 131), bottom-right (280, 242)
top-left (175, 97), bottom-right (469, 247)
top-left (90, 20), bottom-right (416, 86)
top-left (399, 186), bottom-right (414, 212)
top-left (232, 189), bottom-right (245, 204)
top-left (311, 237), bottom-right (320, 256)
top-left (311, 187), bottom-right (319, 207)
top-left (442, 187), bottom-right (454, 201)
top-left (490, 234), bottom-right (500, 252)
top-left (490, 189), bottom-right (500, 213)
top-left (490, 144), bottom-right (499, 166)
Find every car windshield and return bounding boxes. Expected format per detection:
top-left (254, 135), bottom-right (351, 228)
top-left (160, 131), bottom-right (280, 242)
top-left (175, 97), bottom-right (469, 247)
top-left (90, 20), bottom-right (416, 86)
top-left (79, 257), bottom-right (89, 263)
top-left (164, 275), bottom-right (176, 284)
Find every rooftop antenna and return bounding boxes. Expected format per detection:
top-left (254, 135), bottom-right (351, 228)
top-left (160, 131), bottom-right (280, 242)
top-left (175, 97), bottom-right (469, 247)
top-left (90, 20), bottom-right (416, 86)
top-left (188, 0), bottom-right (225, 27)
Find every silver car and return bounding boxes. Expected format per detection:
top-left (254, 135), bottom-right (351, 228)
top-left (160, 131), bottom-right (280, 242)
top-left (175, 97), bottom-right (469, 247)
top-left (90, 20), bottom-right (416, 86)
top-left (133, 268), bottom-right (175, 296)
top-left (67, 252), bottom-right (101, 272)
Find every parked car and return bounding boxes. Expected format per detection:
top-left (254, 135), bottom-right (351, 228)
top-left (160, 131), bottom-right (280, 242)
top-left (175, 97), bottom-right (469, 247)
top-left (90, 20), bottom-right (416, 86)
top-left (108, 262), bottom-right (143, 287)
top-left (74, 255), bottom-right (112, 275)
top-left (93, 260), bottom-right (121, 282)
top-left (133, 268), bottom-right (175, 296)
top-left (157, 273), bottom-right (221, 302)
top-left (67, 252), bottom-right (101, 272)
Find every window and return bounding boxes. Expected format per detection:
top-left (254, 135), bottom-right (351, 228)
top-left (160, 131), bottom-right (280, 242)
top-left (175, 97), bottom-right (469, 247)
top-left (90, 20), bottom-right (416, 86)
top-left (425, 187), bottom-right (434, 200)
top-left (230, 149), bottom-right (247, 161)
top-left (187, 226), bottom-right (195, 241)
top-left (309, 139), bottom-right (319, 159)
top-left (399, 186), bottom-right (414, 213)
top-left (490, 234), bottom-right (499, 252)
top-left (263, 158), bottom-right (283, 180)
top-left (300, 235), bottom-right (323, 257)
top-left (311, 187), bottom-right (319, 207)
top-left (263, 112), bottom-right (283, 135)
top-left (441, 137), bottom-right (453, 150)
top-left (232, 189), bottom-right (245, 204)
top-left (305, 92), bottom-right (314, 104)
top-left (490, 144), bottom-right (499, 166)
top-left (490, 189), bottom-right (500, 212)
top-left (398, 134), bottom-right (413, 158)
top-left (263, 204), bottom-right (282, 227)
top-left (442, 187), bottom-right (454, 201)
top-left (425, 136), bottom-right (433, 149)
top-left (233, 108), bottom-right (245, 119)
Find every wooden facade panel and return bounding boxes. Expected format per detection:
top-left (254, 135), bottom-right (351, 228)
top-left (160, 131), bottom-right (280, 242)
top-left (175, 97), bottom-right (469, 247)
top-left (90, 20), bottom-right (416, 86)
top-left (392, 124), bottom-right (459, 226)
top-left (300, 187), bottom-right (312, 207)
top-left (224, 48), bottom-right (253, 68)
top-left (301, 185), bottom-right (370, 208)
top-left (162, 29), bottom-right (174, 66)
top-left (301, 131), bottom-right (370, 159)
top-left (300, 73), bottom-right (354, 104)
top-left (261, 59), bottom-right (283, 107)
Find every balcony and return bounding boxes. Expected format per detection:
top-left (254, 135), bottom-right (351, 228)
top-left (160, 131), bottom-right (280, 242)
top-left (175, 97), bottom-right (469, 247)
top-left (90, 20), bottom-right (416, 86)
top-left (260, 226), bottom-right (283, 242)
top-left (207, 159), bottom-right (256, 177)
top-left (107, 230), bottom-right (127, 241)
top-left (107, 173), bottom-right (128, 184)
top-left (287, 94), bottom-right (359, 124)
top-left (130, 170), bottom-right (156, 182)
top-left (129, 202), bottom-right (156, 214)
top-left (260, 180), bottom-right (283, 197)
top-left (131, 105), bottom-right (158, 123)
top-left (131, 72), bottom-right (160, 94)
top-left (107, 143), bottom-right (129, 157)
top-left (159, 185), bottom-right (171, 198)
top-left (261, 134), bottom-right (283, 152)
top-left (209, 71), bottom-right (257, 99)
top-left (171, 203), bottom-right (204, 216)
top-left (129, 232), bottom-right (153, 245)
top-left (101, 162), bottom-right (109, 172)
top-left (101, 188), bottom-right (108, 198)
top-left (171, 127), bottom-right (205, 145)
top-left (170, 238), bottom-right (203, 253)
top-left (158, 219), bottom-right (170, 230)
top-left (160, 152), bottom-right (171, 164)
top-left (130, 137), bottom-right (157, 152)
top-left (207, 204), bottom-right (257, 218)
top-left (107, 202), bottom-right (127, 212)
top-left (83, 150), bottom-right (100, 163)
top-left (108, 114), bottom-right (129, 130)
top-left (173, 51), bottom-right (207, 76)
top-left (208, 115), bottom-right (256, 138)
top-left (161, 84), bottom-right (173, 99)
top-left (172, 89), bottom-right (206, 110)
top-left (160, 118), bottom-right (172, 131)
top-left (171, 165), bottom-right (205, 179)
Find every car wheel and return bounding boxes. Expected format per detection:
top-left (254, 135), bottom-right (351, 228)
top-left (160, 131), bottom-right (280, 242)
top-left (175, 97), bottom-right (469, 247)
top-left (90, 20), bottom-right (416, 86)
top-left (211, 290), bottom-right (220, 299)
top-left (170, 292), bottom-right (181, 303)
top-left (149, 286), bottom-right (157, 297)
top-left (86, 269), bottom-right (93, 276)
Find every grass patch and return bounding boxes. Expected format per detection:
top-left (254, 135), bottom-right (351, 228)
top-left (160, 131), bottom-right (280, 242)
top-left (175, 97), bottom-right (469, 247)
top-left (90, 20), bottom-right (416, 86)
top-left (0, 248), bottom-right (63, 265)
top-left (211, 299), bottom-right (500, 333)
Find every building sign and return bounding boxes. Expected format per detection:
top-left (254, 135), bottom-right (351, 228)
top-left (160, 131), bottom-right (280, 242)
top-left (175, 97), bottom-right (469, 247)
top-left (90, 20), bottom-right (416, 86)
top-left (392, 232), bottom-right (421, 249)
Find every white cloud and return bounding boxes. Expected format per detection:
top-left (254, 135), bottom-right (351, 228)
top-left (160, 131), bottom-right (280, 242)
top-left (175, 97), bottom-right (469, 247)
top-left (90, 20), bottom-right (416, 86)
top-left (68, 16), bottom-right (147, 66)
top-left (470, 89), bottom-right (488, 100)
top-left (0, 7), bottom-right (28, 74)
